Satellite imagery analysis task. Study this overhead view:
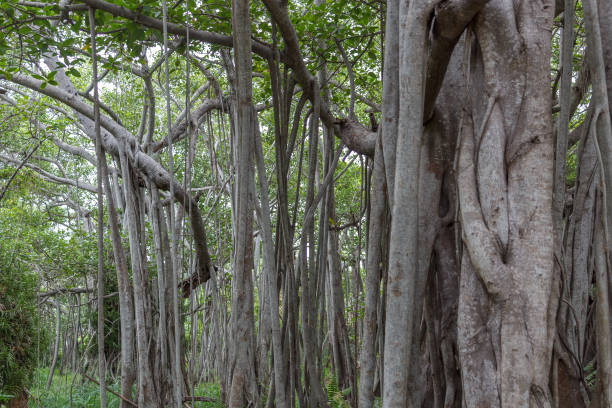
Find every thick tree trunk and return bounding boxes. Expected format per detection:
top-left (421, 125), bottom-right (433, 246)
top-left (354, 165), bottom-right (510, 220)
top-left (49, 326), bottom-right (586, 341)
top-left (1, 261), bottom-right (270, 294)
top-left (457, 2), bottom-right (556, 406)
top-left (586, 0), bottom-right (612, 402)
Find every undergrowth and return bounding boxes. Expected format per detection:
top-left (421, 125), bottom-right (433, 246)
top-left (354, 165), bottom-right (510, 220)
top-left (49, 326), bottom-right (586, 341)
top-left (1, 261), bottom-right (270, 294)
top-left (26, 368), bottom-right (223, 408)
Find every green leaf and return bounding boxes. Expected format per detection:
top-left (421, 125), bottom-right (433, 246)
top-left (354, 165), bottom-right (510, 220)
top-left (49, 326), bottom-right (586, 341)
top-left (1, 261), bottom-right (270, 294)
top-left (67, 68), bottom-right (81, 77)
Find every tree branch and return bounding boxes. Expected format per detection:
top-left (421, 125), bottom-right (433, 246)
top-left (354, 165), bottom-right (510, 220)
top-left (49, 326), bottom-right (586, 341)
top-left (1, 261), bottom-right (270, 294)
top-left (152, 97), bottom-right (222, 152)
top-left (0, 152), bottom-right (99, 193)
top-left (74, 0), bottom-right (377, 157)
top-left (37, 287), bottom-right (93, 298)
top-left (4, 71), bottom-right (214, 285)
top-left (261, 0), bottom-right (376, 157)
top-left (76, 0), bottom-right (273, 59)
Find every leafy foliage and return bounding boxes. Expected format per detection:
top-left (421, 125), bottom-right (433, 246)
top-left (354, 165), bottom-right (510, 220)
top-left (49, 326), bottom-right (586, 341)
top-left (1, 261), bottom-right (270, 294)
top-left (0, 205), bottom-right (44, 397)
top-left (325, 370), bottom-right (351, 408)
top-left (27, 368), bottom-right (224, 408)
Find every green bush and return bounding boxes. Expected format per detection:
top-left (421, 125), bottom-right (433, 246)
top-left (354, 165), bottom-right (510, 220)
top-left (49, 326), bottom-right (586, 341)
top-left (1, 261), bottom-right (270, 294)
top-left (0, 256), bottom-right (40, 396)
top-left (0, 204), bottom-right (48, 399)
top-left (27, 368), bottom-right (224, 408)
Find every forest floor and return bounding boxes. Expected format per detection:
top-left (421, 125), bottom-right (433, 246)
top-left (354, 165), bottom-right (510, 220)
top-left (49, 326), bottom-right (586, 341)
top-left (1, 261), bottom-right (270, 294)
top-left (25, 368), bottom-right (223, 408)
top-left (24, 367), bottom-right (373, 407)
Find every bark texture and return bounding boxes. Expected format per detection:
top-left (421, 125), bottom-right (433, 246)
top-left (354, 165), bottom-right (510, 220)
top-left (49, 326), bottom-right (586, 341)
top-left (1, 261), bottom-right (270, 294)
top-left (457, 2), bottom-right (556, 406)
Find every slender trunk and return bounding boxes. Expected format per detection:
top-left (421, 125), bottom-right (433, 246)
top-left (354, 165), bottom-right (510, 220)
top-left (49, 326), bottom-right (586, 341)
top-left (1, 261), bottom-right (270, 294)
top-left (299, 101), bottom-right (334, 407)
top-left (381, 0), bottom-right (399, 207)
top-left (101, 134), bottom-right (136, 408)
top-left (89, 9), bottom-right (107, 406)
top-left (46, 297), bottom-right (61, 391)
top-left (227, 0), bottom-right (258, 405)
top-left (327, 190), bottom-right (355, 397)
top-left (254, 112), bottom-right (288, 408)
top-left (120, 148), bottom-right (158, 407)
top-left (358, 135), bottom-right (386, 408)
top-left (161, 0), bottom-right (183, 404)
top-left (382, 1), bottom-right (434, 406)
top-left (151, 185), bottom-right (173, 406)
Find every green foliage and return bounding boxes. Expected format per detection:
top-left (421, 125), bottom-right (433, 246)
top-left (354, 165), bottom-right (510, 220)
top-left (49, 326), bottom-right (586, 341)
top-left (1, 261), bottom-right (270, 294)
top-left (190, 382), bottom-right (225, 408)
top-left (27, 368), bottom-right (224, 408)
top-left (28, 368), bottom-right (123, 408)
top-left (0, 272), bottom-right (38, 396)
top-left (324, 371), bottom-right (350, 408)
top-left (0, 209), bottom-right (42, 396)
top-left (85, 255), bottom-right (121, 361)
top-left (584, 360), bottom-right (597, 392)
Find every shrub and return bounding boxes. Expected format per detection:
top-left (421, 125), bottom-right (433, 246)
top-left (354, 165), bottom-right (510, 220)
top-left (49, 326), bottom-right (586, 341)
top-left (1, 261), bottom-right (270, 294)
top-left (0, 263), bottom-right (39, 397)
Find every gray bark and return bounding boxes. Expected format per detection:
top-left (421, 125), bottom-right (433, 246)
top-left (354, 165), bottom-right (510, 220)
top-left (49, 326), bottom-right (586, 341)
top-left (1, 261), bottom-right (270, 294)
top-left (457, 2), bottom-right (556, 406)
top-left (46, 297), bottom-right (61, 391)
top-left (89, 7), bottom-right (107, 406)
top-left (382, 1), bottom-right (435, 407)
top-left (358, 135), bottom-right (386, 408)
top-left (227, 0), bottom-right (258, 405)
top-left (254, 112), bottom-right (288, 407)
top-left (585, 0), bottom-right (612, 401)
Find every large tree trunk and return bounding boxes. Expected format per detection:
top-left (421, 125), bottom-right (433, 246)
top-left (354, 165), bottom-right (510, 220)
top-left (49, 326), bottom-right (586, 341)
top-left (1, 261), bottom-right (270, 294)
top-left (456, 2), bottom-right (556, 406)
top-left (587, 0), bottom-right (612, 403)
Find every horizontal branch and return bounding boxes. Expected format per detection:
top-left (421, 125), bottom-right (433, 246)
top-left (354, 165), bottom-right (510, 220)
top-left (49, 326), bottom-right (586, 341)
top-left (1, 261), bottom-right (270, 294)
top-left (37, 287), bottom-right (93, 298)
top-left (76, 0), bottom-right (273, 59)
top-left (53, 137), bottom-right (96, 164)
top-left (183, 396), bottom-right (217, 403)
top-left (82, 373), bottom-right (137, 407)
top-left (335, 119), bottom-right (376, 156)
top-left (0, 152), bottom-right (99, 193)
top-left (17, 1), bottom-right (88, 10)
top-left (152, 97), bottom-right (223, 152)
